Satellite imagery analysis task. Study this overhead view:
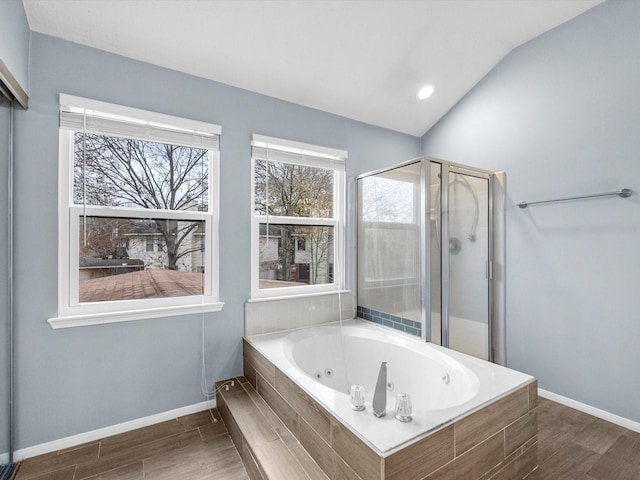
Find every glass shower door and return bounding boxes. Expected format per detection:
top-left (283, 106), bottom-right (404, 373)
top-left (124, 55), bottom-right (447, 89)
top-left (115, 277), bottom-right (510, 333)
top-left (357, 162), bottom-right (423, 336)
top-left (444, 169), bottom-right (490, 360)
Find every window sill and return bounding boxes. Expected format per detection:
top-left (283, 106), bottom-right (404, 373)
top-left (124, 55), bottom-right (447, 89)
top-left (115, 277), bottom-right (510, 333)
top-left (47, 302), bottom-right (225, 329)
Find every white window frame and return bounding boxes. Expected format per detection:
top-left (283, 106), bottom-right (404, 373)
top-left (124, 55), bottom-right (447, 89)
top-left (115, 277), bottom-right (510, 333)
top-left (49, 94), bottom-right (223, 328)
top-left (250, 134), bottom-right (346, 299)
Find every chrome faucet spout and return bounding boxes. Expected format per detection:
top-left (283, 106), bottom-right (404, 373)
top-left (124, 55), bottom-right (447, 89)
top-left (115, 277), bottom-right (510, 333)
top-left (372, 362), bottom-right (387, 417)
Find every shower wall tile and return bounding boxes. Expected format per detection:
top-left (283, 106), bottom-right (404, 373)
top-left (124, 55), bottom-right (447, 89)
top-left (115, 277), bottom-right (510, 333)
top-left (245, 291), bottom-right (355, 336)
top-left (358, 284), bottom-right (422, 324)
top-left (356, 305), bottom-right (422, 338)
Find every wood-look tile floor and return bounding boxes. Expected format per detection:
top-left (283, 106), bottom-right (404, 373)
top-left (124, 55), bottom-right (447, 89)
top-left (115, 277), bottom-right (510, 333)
top-left (11, 398), bottom-right (640, 480)
top-left (530, 397), bottom-right (640, 480)
top-left (11, 409), bottom-right (249, 480)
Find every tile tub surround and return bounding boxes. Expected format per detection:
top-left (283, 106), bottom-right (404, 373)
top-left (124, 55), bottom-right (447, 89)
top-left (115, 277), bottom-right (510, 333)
top-left (356, 305), bottom-right (422, 337)
top-left (243, 338), bottom-right (538, 480)
top-left (245, 291), bottom-right (355, 336)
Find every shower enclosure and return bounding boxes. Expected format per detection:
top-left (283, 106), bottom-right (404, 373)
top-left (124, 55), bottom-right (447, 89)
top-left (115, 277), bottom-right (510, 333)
top-left (357, 157), bottom-right (504, 362)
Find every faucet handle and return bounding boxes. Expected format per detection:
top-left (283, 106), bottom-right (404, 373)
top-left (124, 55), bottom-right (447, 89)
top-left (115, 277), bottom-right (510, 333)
top-left (395, 393), bottom-right (412, 422)
top-left (350, 384), bottom-right (366, 411)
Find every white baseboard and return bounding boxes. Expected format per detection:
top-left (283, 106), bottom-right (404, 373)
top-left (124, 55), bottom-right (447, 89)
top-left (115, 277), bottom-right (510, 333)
top-left (539, 389), bottom-right (640, 433)
top-left (13, 399), bottom-right (216, 462)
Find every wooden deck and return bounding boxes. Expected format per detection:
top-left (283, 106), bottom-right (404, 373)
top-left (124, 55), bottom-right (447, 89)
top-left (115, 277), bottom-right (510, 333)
top-left (79, 269), bottom-right (203, 303)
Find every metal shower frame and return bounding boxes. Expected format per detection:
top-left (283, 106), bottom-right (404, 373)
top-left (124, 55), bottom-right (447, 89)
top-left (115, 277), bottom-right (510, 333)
top-left (356, 155), bottom-right (498, 361)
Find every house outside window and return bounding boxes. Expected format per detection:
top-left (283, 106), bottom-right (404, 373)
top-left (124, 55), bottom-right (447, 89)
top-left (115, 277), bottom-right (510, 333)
top-left (251, 134), bottom-right (346, 298)
top-left (50, 94), bottom-right (223, 328)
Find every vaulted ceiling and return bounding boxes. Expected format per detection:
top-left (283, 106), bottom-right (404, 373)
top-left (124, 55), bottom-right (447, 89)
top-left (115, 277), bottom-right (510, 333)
top-left (22, 0), bottom-right (602, 136)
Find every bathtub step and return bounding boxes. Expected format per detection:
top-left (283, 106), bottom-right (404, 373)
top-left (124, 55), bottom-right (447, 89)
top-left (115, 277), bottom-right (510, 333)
top-left (217, 377), bottom-right (329, 480)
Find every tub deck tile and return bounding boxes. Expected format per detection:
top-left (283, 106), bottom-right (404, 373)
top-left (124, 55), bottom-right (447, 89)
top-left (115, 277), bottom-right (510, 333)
top-left (483, 441), bottom-right (538, 480)
top-left (454, 384), bottom-right (530, 456)
top-left (255, 371), bottom-right (300, 438)
top-left (280, 425), bottom-right (332, 480)
top-left (505, 408), bottom-right (538, 457)
top-left (274, 369), bottom-right (332, 443)
top-left (333, 453), bottom-right (365, 480)
top-left (385, 425), bottom-right (454, 480)
top-left (243, 340), bottom-right (276, 387)
top-left (299, 418), bottom-right (334, 478)
top-left (424, 430), bottom-right (504, 480)
top-left (244, 359), bottom-right (258, 389)
top-left (330, 418), bottom-right (383, 480)
top-left (528, 380), bottom-right (538, 409)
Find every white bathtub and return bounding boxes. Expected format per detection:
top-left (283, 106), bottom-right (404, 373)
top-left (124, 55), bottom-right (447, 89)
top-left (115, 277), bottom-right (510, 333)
top-left (246, 318), bottom-right (535, 455)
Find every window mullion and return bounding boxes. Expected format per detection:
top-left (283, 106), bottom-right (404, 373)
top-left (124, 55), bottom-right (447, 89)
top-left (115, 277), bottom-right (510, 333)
top-left (70, 205), bottom-right (209, 221)
top-left (255, 215), bottom-right (336, 227)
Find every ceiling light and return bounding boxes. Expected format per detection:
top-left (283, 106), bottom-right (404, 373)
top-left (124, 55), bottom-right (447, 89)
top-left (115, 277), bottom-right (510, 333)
top-left (417, 85), bottom-right (435, 100)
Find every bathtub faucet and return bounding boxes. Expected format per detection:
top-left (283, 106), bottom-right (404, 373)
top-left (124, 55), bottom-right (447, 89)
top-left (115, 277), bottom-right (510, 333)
top-left (372, 362), bottom-right (387, 417)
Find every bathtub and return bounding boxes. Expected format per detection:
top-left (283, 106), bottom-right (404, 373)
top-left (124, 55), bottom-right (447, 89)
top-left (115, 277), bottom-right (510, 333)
top-left (243, 319), bottom-right (538, 479)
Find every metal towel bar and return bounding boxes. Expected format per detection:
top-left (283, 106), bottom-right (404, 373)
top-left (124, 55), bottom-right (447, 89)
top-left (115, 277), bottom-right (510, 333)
top-left (518, 188), bottom-right (632, 209)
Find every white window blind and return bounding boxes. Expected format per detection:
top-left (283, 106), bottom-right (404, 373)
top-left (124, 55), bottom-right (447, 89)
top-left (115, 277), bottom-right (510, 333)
top-left (251, 134), bottom-right (346, 171)
top-left (60, 94), bottom-right (220, 150)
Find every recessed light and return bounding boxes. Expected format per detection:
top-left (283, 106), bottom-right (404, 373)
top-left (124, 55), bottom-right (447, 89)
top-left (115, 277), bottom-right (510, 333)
top-left (417, 85), bottom-right (435, 100)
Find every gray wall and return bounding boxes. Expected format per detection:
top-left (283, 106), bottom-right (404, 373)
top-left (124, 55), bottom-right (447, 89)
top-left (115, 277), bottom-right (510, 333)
top-left (1, 0), bottom-right (30, 461)
top-left (11, 33), bottom-right (419, 449)
top-left (422, 0), bottom-right (640, 422)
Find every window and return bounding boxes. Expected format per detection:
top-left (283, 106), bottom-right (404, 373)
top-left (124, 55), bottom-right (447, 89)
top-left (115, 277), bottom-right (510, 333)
top-left (251, 134), bottom-right (346, 298)
top-left (49, 94), bottom-right (223, 328)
